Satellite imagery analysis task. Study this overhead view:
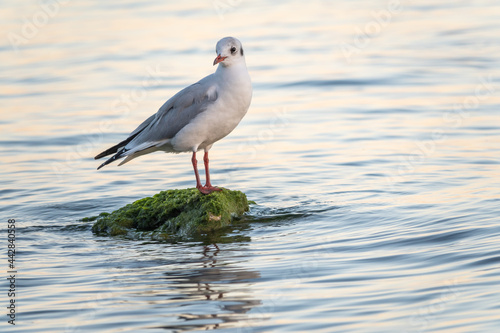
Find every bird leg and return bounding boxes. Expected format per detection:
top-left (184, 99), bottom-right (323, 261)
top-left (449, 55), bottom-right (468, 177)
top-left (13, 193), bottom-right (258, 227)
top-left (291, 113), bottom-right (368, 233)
top-left (192, 151), bottom-right (221, 195)
top-left (192, 151), bottom-right (203, 189)
top-left (203, 151), bottom-right (222, 193)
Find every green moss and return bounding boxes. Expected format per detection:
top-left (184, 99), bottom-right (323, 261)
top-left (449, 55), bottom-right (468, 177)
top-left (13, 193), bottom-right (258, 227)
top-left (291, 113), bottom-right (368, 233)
top-left (80, 215), bottom-right (99, 222)
top-left (90, 188), bottom-right (250, 239)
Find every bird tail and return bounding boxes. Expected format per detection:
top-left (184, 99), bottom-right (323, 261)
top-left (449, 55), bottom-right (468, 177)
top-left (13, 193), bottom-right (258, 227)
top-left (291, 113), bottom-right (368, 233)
top-left (96, 150), bottom-right (127, 170)
top-left (95, 140), bottom-right (159, 170)
top-left (94, 136), bottom-right (136, 160)
top-left (95, 133), bottom-right (143, 170)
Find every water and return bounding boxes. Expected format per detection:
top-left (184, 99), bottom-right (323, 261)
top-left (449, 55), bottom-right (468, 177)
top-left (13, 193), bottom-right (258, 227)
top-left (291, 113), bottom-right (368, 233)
top-left (1, 0), bottom-right (500, 332)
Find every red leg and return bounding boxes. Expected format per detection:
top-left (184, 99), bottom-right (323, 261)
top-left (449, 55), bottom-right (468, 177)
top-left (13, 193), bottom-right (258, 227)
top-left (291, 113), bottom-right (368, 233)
top-left (192, 151), bottom-right (221, 195)
top-left (203, 151), bottom-right (213, 187)
top-left (203, 151), bottom-right (221, 193)
top-left (192, 151), bottom-right (203, 189)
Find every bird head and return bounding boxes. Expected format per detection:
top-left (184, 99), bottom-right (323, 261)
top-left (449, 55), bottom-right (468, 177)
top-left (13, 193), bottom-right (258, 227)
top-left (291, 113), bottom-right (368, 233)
top-left (213, 37), bottom-right (245, 67)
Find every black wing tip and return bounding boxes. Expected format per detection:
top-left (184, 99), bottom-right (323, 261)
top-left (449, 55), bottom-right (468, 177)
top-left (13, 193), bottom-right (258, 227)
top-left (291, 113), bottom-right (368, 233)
top-left (94, 146), bottom-right (118, 160)
top-left (96, 149), bottom-right (127, 170)
top-left (94, 134), bottom-right (139, 161)
top-left (94, 152), bottom-right (105, 160)
top-left (96, 159), bottom-right (109, 170)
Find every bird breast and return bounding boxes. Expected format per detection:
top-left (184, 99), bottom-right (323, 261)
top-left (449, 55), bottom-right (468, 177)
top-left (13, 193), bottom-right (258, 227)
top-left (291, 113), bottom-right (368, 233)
top-left (171, 71), bottom-right (252, 152)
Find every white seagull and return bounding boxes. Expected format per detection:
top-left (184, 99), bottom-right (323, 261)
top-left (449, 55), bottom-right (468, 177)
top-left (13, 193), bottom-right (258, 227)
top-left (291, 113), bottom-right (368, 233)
top-left (95, 37), bottom-right (252, 194)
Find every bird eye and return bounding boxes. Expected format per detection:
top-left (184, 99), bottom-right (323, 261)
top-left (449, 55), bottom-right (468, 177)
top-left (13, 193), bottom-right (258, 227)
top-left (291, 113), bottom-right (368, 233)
top-left (230, 46), bottom-right (237, 54)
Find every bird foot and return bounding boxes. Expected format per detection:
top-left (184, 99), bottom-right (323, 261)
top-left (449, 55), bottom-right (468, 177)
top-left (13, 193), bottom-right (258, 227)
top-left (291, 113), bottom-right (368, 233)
top-left (197, 185), bottom-right (222, 195)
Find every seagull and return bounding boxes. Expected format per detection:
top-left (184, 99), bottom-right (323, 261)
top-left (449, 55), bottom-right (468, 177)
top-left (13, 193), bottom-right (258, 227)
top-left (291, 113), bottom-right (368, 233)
top-left (94, 37), bottom-right (252, 194)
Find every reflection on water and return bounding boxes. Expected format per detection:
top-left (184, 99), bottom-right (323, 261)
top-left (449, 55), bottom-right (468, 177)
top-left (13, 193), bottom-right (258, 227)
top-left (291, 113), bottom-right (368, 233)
top-left (18, 226), bottom-right (263, 332)
top-left (158, 245), bottom-right (261, 331)
top-left (2, 0), bottom-right (500, 332)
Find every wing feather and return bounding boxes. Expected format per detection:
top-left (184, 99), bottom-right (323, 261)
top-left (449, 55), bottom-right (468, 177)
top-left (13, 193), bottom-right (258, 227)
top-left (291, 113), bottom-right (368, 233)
top-left (125, 75), bottom-right (218, 148)
top-left (95, 74), bottom-right (218, 169)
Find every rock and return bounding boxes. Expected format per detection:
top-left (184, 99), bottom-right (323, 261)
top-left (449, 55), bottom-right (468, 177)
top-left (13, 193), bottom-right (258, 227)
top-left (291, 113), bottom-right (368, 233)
top-left (89, 188), bottom-right (250, 239)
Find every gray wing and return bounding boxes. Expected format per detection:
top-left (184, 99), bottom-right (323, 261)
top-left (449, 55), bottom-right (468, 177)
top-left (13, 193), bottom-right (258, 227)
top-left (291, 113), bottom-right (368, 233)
top-left (129, 75), bottom-right (218, 145)
top-left (95, 74), bottom-right (218, 169)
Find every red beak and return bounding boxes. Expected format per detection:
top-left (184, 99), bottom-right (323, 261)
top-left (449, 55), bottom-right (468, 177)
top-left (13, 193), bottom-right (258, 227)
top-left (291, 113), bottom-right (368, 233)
top-left (213, 54), bottom-right (227, 66)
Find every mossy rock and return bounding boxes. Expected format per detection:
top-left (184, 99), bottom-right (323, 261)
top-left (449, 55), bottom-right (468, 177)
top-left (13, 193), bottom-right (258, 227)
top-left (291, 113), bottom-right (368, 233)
top-left (89, 188), bottom-right (249, 239)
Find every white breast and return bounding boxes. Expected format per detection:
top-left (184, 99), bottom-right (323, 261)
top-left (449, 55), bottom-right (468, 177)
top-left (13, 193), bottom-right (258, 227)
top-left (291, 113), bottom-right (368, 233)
top-left (171, 64), bottom-right (252, 152)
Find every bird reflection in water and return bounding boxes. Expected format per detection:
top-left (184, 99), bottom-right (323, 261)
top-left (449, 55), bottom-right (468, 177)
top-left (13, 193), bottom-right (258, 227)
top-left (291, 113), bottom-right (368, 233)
top-left (200, 244), bottom-right (223, 301)
top-left (158, 243), bottom-right (261, 331)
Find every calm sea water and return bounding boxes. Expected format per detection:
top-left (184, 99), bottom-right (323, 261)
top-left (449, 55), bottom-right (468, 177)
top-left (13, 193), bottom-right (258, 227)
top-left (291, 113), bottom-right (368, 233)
top-left (1, 0), bottom-right (500, 332)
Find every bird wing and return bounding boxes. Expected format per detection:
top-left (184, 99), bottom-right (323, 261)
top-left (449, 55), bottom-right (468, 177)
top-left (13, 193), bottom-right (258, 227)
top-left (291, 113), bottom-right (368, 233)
top-left (95, 74), bottom-right (218, 168)
top-left (129, 74), bottom-right (218, 146)
top-left (124, 75), bottom-right (218, 152)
